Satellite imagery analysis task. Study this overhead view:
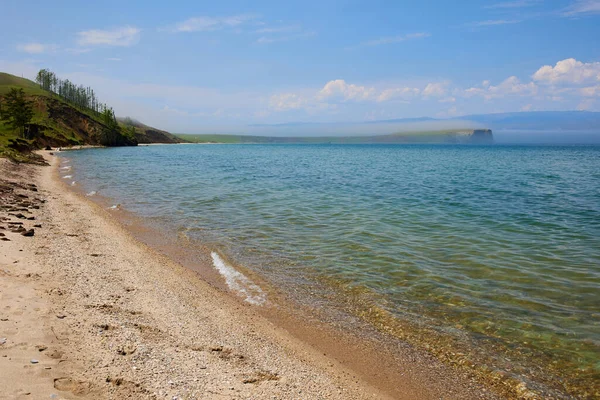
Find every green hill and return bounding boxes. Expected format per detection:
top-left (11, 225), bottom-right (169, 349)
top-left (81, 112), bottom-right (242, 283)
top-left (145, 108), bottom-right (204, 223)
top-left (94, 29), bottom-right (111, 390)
top-left (0, 72), bottom-right (181, 162)
top-left (118, 117), bottom-right (184, 144)
top-left (0, 73), bottom-right (45, 94)
top-left (176, 129), bottom-right (493, 144)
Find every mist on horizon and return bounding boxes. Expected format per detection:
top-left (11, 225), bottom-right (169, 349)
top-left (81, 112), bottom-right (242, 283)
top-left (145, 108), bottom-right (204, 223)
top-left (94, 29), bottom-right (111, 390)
top-left (176, 118), bottom-right (600, 145)
top-left (182, 119), bottom-right (483, 137)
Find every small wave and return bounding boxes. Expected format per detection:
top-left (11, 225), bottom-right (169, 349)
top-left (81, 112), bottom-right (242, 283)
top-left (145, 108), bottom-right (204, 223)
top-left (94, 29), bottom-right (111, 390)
top-left (71, 181), bottom-right (76, 186)
top-left (62, 175), bottom-right (72, 179)
top-left (86, 191), bottom-right (97, 197)
top-left (109, 204), bottom-right (120, 210)
top-left (60, 166), bottom-right (71, 171)
top-left (210, 252), bottom-right (266, 305)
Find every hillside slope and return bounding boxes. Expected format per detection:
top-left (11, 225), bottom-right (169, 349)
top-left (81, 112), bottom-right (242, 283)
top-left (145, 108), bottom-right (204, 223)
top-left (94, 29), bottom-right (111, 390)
top-left (118, 118), bottom-right (184, 144)
top-left (0, 72), bottom-right (181, 160)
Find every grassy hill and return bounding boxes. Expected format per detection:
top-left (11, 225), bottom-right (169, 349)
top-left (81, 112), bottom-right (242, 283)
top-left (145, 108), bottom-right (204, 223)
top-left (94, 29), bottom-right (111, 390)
top-left (118, 117), bottom-right (184, 144)
top-left (176, 129), bottom-right (493, 144)
top-left (0, 72), bottom-right (181, 162)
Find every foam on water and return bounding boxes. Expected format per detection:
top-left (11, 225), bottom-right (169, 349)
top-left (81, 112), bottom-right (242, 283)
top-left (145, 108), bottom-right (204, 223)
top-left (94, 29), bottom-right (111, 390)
top-left (86, 191), bottom-right (97, 197)
top-left (62, 175), bottom-right (72, 179)
top-left (71, 181), bottom-right (76, 186)
top-left (60, 166), bottom-right (71, 171)
top-left (210, 252), bottom-right (266, 305)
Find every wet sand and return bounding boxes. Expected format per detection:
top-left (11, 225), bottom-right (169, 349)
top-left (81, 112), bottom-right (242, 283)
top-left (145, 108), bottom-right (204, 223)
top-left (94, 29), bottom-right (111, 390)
top-left (0, 152), bottom-right (500, 399)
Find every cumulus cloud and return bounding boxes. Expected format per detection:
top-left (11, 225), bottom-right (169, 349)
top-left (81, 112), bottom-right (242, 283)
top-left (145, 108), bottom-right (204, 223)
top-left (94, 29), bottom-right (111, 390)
top-left (465, 76), bottom-right (537, 99)
top-left (77, 26), bottom-right (141, 46)
top-left (439, 97), bottom-right (456, 103)
top-left (494, 76), bottom-right (538, 95)
top-left (377, 87), bottom-right (420, 102)
top-left (16, 43), bottom-right (58, 54)
top-left (580, 85), bottom-right (600, 96)
top-left (269, 93), bottom-right (306, 111)
top-left (168, 15), bottom-right (257, 33)
top-left (318, 79), bottom-right (376, 101)
top-left (533, 58), bottom-right (600, 85)
top-left (422, 82), bottom-right (448, 97)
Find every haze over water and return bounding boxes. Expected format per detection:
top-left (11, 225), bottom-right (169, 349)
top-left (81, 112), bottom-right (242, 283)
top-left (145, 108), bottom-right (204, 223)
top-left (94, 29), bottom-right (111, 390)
top-left (63, 143), bottom-right (600, 397)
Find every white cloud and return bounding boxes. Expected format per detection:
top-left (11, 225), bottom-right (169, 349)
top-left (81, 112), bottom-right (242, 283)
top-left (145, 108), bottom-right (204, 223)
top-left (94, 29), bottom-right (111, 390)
top-left (563, 0), bottom-right (600, 16)
top-left (533, 58), bottom-right (600, 85)
top-left (16, 43), bottom-right (58, 54)
top-left (580, 85), bottom-right (600, 96)
top-left (355, 32), bottom-right (430, 48)
top-left (168, 15), bottom-right (257, 33)
top-left (377, 87), bottom-right (420, 102)
top-left (495, 76), bottom-right (538, 95)
top-left (439, 96), bottom-right (456, 103)
top-left (465, 76), bottom-right (537, 99)
top-left (77, 26), bottom-right (141, 47)
top-left (318, 79), bottom-right (376, 101)
top-left (269, 93), bottom-right (306, 111)
top-left (423, 82), bottom-right (448, 97)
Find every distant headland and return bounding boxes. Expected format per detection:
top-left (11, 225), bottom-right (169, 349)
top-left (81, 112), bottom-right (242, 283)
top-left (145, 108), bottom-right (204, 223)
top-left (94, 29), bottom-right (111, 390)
top-left (177, 129), bottom-right (494, 144)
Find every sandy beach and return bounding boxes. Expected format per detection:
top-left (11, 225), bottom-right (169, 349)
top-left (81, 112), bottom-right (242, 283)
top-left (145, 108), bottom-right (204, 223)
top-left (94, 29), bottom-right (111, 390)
top-left (0, 153), bottom-right (500, 400)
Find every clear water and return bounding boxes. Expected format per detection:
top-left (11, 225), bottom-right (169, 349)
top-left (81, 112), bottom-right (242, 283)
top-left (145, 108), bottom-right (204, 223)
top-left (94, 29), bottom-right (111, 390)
top-left (62, 144), bottom-right (600, 397)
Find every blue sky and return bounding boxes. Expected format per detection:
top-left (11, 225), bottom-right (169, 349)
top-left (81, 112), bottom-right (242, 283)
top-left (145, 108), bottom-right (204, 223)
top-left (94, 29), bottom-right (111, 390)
top-left (2, 0), bottom-right (600, 133)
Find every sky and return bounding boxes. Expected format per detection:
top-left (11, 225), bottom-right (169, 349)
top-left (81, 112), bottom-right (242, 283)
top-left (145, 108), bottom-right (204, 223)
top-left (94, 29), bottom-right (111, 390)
top-left (1, 0), bottom-right (600, 133)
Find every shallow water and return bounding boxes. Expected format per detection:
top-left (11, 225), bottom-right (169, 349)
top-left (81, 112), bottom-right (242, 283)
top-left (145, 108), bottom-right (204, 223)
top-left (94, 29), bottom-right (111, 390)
top-left (62, 143), bottom-right (600, 397)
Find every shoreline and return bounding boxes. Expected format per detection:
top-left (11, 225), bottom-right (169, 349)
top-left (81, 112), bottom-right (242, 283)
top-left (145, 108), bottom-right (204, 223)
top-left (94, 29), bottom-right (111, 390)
top-left (0, 152), bottom-right (501, 399)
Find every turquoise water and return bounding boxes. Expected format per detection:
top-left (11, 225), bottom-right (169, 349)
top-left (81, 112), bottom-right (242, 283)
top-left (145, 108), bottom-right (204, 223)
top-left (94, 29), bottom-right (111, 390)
top-left (62, 144), bottom-right (600, 397)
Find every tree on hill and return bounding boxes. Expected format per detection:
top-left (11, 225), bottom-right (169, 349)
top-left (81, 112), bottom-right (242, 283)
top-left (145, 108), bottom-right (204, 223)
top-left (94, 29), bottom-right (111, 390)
top-left (100, 107), bottom-right (122, 146)
top-left (0, 88), bottom-right (34, 138)
top-left (36, 69), bottom-right (108, 115)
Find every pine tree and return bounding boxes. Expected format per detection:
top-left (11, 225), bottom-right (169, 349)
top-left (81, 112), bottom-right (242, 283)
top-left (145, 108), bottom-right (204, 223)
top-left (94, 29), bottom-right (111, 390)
top-left (35, 68), bottom-right (106, 115)
top-left (1, 88), bottom-right (34, 138)
top-left (101, 107), bottom-right (121, 146)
